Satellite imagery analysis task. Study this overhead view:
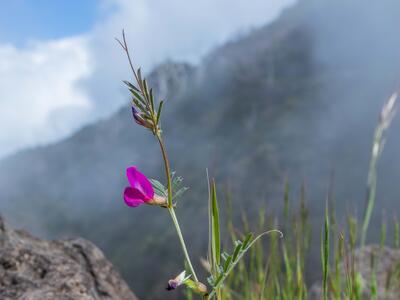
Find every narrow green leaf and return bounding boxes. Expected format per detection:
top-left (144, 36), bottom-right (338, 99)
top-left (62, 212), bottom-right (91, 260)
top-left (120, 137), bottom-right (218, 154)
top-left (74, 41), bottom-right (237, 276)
top-left (129, 88), bottom-right (147, 107)
top-left (322, 201), bottom-right (330, 300)
top-left (211, 179), bottom-right (221, 270)
top-left (283, 245), bottom-right (292, 283)
top-left (242, 232), bottom-right (253, 249)
top-left (143, 79), bottom-right (151, 106)
top-left (221, 252), bottom-right (229, 261)
top-left (223, 255), bottom-right (232, 272)
top-left (156, 100), bottom-right (164, 124)
top-left (131, 98), bottom-right (147, 113)
top-left (370, 252), bottom-right (378, 300)
top-left (232, 242), bottom-right (243, 262)
top-left (283, 178), bottom-right (290, 220)
top-left (137, 68), bottom-right (142, 87)
top-left (213, 274), bottom-right (224, 287)
top-left (123, 80), bottom-right (141, 93)
top-left (149, 88), bottom-right (155, 111)
top-left (172, 187), bottom-right (189, 200)
top-left (149, 179), bottom-right (167, 197)
top-left (206, 169), bottom-right (213, 274)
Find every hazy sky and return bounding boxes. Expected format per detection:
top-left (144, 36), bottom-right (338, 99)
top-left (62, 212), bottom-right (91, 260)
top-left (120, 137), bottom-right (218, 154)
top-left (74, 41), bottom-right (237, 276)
top-left (0, 0), bottom-right (296, 158)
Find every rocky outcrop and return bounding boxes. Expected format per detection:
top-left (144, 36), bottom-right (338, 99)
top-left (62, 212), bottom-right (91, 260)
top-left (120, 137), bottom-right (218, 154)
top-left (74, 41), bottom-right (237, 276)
top-left (309, 245), bottom-right (400, 300)
top-left (0, 217), bottom-right (138, 300)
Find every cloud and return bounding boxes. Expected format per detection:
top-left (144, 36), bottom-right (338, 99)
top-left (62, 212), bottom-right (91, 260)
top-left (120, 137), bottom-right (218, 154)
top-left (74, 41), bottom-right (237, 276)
top-left (0, 37), bottom-right (92, 157)
top-left (99, 0), bottom-right (296, 66)
top-left (84, 0), bottom-right (296, 115)
top-left (0, 0), bottom-right (295, 158)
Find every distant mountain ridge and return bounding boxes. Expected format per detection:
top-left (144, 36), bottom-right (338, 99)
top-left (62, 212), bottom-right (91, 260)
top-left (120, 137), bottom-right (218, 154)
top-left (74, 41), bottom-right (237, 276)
top-left (1, 1), bottom-right (400, 299)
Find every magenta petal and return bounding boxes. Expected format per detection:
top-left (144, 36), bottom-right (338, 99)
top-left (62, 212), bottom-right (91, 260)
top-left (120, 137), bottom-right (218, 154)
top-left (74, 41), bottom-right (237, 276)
top-left (126, 166), bottom-right (154, 199)
top-left (124, 187), bottom-right (146, 207)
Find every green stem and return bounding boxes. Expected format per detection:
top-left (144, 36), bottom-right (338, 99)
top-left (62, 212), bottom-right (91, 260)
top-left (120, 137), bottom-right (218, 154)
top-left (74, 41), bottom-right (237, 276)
top-left (156, 135), bottom-right (173, 207)
top-left (156, 133), bottom-right (198, 282)
top-left (361, 127), bottom-right (382, 247)
top-left (169, 207), bottom-right (199, 282)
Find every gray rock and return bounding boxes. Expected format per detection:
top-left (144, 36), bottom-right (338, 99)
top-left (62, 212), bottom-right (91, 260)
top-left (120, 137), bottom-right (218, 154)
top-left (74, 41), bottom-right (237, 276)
top-left (0, 217), bottom-right (138, 300)
top-left (309, 245), bottom-right (400, 300)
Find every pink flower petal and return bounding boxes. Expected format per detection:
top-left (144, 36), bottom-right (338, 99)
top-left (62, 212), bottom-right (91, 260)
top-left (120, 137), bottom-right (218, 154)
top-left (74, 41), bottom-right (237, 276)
top-left (124, 187), bottom-right (146, 207)
top-left (126, 166), bottom-right (154, 200)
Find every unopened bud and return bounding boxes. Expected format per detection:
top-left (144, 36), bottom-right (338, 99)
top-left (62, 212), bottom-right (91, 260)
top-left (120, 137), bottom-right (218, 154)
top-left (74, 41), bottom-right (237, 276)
top-left (184, 279), bottom-right (208, 296)
top-left (131, 107), bottom-right (154, 130)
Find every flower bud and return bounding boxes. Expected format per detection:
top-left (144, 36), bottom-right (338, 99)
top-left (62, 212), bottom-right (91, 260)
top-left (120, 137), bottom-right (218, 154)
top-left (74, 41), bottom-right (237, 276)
top-left (184, 279), bottom-right (208, 296)
top-left (131, 107), bottom-right (154, 130)
top-left (167, 271), bottom-right (190, 290)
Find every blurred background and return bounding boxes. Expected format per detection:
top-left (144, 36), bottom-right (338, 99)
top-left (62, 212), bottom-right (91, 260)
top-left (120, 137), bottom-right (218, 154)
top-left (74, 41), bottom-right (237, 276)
top-left (1, 0), bottom-right (400, 299)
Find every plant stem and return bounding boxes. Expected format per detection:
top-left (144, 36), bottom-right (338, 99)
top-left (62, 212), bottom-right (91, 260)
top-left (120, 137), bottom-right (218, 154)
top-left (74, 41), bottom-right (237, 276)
top-left (361, 93), bottom-right (397, 246)
top-left (156, 134), bottom-right (173, 207)
top-left (169, 207), bottom-right (199, 282)
top-left (156, 133), bottom-right (198, 282)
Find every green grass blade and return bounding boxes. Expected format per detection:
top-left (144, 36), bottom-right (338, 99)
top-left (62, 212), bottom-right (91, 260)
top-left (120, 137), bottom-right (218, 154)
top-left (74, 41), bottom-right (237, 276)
top-left (394, 217), bottom-right (399, 248)
top-left (283, 178), bottom-right (290, 221)
top-left (206, 169), bottom-right (213, 271)
top-left (322, 200), bottom-right (330, 300)
top-left (211, 179), bottom-right (221, 270)
top-left (207, 230), bottom-right (282, 299)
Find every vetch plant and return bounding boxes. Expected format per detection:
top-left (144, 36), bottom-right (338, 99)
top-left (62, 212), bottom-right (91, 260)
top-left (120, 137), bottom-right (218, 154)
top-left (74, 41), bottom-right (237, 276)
top-left (117, 31), bottom-right (281, 299)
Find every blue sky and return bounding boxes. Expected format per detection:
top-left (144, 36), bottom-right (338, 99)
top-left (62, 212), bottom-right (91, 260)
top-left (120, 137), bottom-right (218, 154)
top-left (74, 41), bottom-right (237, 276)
top-left (0, 0), bottom-right (101, 44)
top-left (0, 0), bottom-right (295, 158)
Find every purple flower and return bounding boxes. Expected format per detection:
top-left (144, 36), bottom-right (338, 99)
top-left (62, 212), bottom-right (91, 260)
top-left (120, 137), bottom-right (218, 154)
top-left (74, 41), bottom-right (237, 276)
top-left (123, 166), bottom-right (166, 207)
top-left (167, 271), bottom-right (190, 291)
top-left (166, 271), bottom-right (208, 295)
